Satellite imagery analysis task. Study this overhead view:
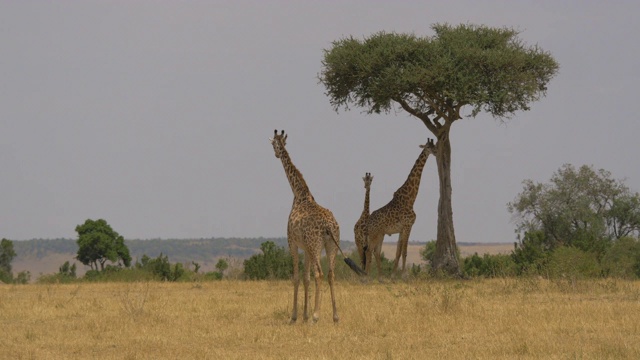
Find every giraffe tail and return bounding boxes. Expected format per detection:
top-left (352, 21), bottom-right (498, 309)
top-left (327, 229), bottom-right (367, 276)
top-left (343, 257), bottom-right (367, 277)
top-left (362, 244), bottom-right (368, 270)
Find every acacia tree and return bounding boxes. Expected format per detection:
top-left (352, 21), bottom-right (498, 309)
top-left (75, 219), bottom-right (131, 271)
top-left (320, 24), bottom-right (558, 274)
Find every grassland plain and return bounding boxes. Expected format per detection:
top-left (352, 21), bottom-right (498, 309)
top-left (1, 278), bottom-right (639, 359)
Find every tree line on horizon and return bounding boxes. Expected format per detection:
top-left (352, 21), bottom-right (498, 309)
top-left (2, 163), bottom-right (639, 284)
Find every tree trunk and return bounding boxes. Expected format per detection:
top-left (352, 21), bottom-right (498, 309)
top-left (431, 130), bottom-right (461, 275)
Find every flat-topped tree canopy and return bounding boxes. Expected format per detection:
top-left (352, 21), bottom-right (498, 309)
top-left (320, 23), bottom-right (558, 275)
top-left (320, 24), bottom-right (558, 132)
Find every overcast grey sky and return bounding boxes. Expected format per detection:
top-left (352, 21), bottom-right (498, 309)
top-left (1, 1), bottom-right (639, 244)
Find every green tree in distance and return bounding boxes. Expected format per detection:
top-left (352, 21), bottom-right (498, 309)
top-left (215, 258), bottom-right (229, 276)
top-left (320, 24), bottom-right (558, 275)
top-left (508, 164), bottom-right (640, 257)
top-left (0, 238), bottom-right (17, 283)
top-left (76, 219), bottom-right (132, 271)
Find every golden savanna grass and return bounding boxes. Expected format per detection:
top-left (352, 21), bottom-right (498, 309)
top-left (2, 278), bottom-right (640, 359)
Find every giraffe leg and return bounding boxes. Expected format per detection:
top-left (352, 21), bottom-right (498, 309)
top-left (312, 252), bottom-right (323, 323)
top-left (374, 241), bottom-right (384, 282)
top-left (394, 227), bottom-right (412, 274)
top-left (364, 243), bottom-right (373, 275)
top-left (302, 252), bottom-right (311, 322)
top-left (327, 246), bottom-right (339, 323)
top-left (289, 243), bottom-right (299, 324)
top-left (401, 228), bottom-right (413, 273)
top-left (392, 233), bottom-right (404, 274)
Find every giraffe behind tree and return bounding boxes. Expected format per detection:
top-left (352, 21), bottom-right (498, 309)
top-left (354, 172), bottom-right (373, 269)
top-left (364, 139), bottom-right (436, 279)
top-left (269, 129), bottom-right (341, 323)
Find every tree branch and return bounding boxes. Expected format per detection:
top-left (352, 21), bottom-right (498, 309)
top-left (394, 97), bottom-right (439, 135)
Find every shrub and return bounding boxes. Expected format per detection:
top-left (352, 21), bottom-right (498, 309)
top-left (14, 271), bottom-right (31, 284)
top-left (463, 253), bottom-right (517, 278)
top-left (546, 246), bottom-right (601, 280)
top-left (601, 237), bottom-right (640, 279)
top-left (36, 261), bottom-right (77, 284)
top-left (511, 230), bottom-right (551, 275)
top-left (420, 241), bottom-right (436, 264)
top-left (135, 253), bottom-right (186, 281)
top-left (243, 241), bottom-right (295, 280)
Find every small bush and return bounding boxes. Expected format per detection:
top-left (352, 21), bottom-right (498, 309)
top-left (14, 271), bottom-right (31, 284)
top-left (135, 253), bottom-right (187, 281)
top-left (463, 253), bottom-right (517, 278)
top-left (243, 241), bottom-right (295, 280)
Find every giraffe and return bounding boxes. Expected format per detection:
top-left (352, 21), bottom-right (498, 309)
top-left (364, 138), bottom-right (436, 279)
top-left (269, 129), bottom-right (341, 323)
top-left (354, 172), bottom-right (373, 269)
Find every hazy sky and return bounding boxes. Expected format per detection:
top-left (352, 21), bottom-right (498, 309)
top-left (1, 1), bottom-right (639, 244)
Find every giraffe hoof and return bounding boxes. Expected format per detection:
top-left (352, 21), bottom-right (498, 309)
top-left (333, 315), bottom-right (340, 324)
top-left (289, 317), bottom-right (297, 324)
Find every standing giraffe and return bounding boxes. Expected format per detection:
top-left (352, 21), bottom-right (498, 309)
top-left (354, 172), bottom-right (373, 269)
top-left (364, 139), bottom-right (436, 278)
top-left (269, 129), bottom-right (341, 323)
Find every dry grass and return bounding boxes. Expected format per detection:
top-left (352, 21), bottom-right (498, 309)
top-left (2, 278), bottom-right (640, 359)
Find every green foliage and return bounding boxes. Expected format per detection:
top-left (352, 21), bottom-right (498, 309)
top-left (509, 164), bottom-right (640, 258)
top-left (601, 237), bottom-right (640, 279)
top-left (546, 246), bottom-right (601, 280)
top-left (59, 261), bottom-right (77, 278)
top-left (0, 238), bottom-right (18, 283)
top-left (202, 271), bottom-right (223, 281)
top-left (420, 240), bottom-right (460, 266)
top-left (463, 253), bottom-right (517, 278)
top-left (243, 241), bottom-right (295, 280)
top-left (511, 230), bottom-right (551, 275)
top-left (0, 269), bottom-right (12, 284)
top-left (135, 253), bottom-right (186, 281)
top-left (320, 24), bottom-right (558, 119)
top-left (215, 258), bottom-right (229, 274)
top-left (14, 271), bottom-right (31, 284)
top-left (37, 261), bottom-right (78, 284)
top-left (75, 219), bottom-right (132, 271)
top-left (1, 238), bottom-right (17, 274)
top-left (420, 241), bottom-right (436, 264)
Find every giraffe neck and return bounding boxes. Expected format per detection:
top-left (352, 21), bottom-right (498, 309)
top-left (393, 149), bottom-right (430, 206)
top-left (278, 147), bottom-right (313, 200)
top-left (360, 186), bottom-right (371, 218)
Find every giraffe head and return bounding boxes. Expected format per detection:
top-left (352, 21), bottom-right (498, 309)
top-left (419, 138), bottom-right (437, 156)
top-left (269, 129), bottom-right (288, 158)
top-left (363, 172), bottom-right (373, 189)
